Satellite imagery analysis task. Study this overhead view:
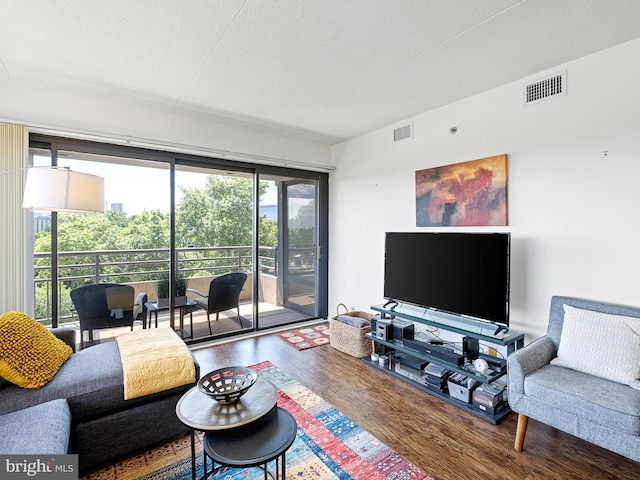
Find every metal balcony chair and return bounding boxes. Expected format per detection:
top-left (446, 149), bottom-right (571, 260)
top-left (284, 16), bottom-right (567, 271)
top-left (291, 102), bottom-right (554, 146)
top-left (70, 283), bottom-right (139, 349)
top-left (187, 272), bottom-right (247, 334)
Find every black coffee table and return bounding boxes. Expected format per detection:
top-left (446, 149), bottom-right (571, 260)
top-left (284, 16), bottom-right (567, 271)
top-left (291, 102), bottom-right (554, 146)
top-left (202, 407), bottom-right (297, 480)
top-left (176, 379), bottom-right (280, 480)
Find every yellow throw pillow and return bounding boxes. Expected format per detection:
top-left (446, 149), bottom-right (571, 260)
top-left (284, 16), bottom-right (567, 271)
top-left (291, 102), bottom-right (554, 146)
top-left (0, 311), bottom-right (72, 388)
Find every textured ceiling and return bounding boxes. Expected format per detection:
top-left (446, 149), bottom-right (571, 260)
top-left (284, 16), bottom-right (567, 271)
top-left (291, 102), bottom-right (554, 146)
top-left (1, 0), bottom-right (640, 145)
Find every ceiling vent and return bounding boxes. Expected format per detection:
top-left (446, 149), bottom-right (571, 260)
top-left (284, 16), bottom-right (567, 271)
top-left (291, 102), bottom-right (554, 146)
top-left (523, 70), bottom-right (567, 106)
top-left (393, 122), bottom-right (413, 142)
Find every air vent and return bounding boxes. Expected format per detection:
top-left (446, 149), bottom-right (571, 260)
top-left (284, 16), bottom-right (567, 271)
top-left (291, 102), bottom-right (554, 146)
top-left (523, 70), bottom-right (567, 106)
top-left (393, 122), bottom-right (413, 142)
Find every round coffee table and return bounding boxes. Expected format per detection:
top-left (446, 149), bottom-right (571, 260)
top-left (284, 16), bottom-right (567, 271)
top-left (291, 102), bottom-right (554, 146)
top-left (203, 407), bottom-right (297, 480)
top-left (176, 378), bottom-right (278, 480)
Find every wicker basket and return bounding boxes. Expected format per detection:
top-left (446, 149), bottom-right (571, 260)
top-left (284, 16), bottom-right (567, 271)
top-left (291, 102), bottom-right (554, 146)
top-left (330, 303), bottom-right (375, 358)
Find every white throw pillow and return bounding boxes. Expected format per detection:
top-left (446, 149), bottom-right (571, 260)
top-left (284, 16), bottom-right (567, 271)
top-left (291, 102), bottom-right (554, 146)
top-left (550, 304), bottom-right (640, 389)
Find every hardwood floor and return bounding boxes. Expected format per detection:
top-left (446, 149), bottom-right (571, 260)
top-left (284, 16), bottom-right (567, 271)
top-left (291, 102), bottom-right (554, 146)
top-left (191, 331), bottom-right (640, 480)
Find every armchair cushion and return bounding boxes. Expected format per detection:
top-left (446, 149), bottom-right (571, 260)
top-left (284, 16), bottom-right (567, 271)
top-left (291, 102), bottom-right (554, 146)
top-left (524, 364), bottom-right (640, 435)
top-left (0, 312), bottom-right (72, 388)
top-left (550, 304), bottom-right (640, 389)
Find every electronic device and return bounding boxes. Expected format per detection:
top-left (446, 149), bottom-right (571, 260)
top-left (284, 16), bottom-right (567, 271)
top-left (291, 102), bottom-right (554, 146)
top-left (371, 317), bottom-right (379, 332)
top-left (424, 363), bottom-right (450, 392)
top-left (383, 232), bottom-right (510, 329)
top-left (404, 338), bottom-right (465, 366)
top-left (424, 363), bottom-right (450, 381)
top-left (462, 336), bottom-right (480, 360)
top-left (376, 320), bottom-right (392, 340)
top-left (399, 354), bottom-right (427, 371)
top-left (372, 317), bottom-right (414, 342)
top-left (477, 353), bottom-right (506, 372)
top-left (392, 319), bottom-right (414, 341)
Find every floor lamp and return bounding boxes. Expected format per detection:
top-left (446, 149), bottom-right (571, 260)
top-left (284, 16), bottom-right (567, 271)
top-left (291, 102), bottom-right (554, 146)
top-left (22, 166), bottom-right (105, 213)
top-left (2, 166), bottom-right (104, 324)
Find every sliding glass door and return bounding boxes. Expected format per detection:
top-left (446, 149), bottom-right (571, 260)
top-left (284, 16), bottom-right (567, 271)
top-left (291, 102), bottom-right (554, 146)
top-left (28, 134), bottom-right (328, 345)
top-left (282, 180), bottom-right (318, 317)
top-left (174, 163), bottom-right (255, 340)
top-left (255, 176), bottom-right (321, 329)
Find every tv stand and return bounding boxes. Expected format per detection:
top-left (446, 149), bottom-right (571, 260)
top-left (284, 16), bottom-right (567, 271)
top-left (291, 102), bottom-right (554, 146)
top-left (365, 303), bottom-right (524, 424)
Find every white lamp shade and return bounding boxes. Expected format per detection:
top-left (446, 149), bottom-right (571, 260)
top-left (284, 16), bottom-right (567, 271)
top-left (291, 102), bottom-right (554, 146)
top-left (22, 167), bottom-right (105, 213)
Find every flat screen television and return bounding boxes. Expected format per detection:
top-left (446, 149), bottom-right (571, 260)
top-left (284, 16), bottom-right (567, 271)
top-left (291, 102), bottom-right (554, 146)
top-left (384, 232), bottom-right (510, 327)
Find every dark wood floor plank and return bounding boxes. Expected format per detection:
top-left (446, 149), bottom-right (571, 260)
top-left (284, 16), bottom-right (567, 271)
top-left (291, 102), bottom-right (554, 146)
top-left (192, 333), bottom-right (640, 480)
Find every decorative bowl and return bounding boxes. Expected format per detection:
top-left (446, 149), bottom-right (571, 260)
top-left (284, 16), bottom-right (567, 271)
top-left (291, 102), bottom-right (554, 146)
top-left (197, 366), bottom-right (258, 404)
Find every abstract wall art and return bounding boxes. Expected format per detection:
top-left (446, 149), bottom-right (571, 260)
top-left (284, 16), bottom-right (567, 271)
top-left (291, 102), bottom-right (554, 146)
top-left (416, 154), bottom-right (508, 226)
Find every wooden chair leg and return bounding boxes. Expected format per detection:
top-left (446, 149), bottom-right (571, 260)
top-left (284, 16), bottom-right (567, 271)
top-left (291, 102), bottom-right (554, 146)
top-left (514, 413), bottom-right (529, 451)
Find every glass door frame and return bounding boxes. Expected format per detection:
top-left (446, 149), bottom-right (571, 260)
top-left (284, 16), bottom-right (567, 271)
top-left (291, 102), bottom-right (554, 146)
top-left (29, 134), bottom-right (329, 336)
top-left (280, 178), bottom-right (319, 317)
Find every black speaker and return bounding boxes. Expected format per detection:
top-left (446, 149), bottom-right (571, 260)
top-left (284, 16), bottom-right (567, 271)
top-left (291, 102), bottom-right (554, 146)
top-left (463, 337), bottom-right (480, 360)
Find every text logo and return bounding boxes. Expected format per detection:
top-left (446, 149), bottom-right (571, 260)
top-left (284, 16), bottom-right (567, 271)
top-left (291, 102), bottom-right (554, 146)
top-left (1, 455), bottom-right (78, 480)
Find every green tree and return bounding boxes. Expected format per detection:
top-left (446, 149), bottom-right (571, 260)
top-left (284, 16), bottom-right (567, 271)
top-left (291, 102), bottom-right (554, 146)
top-left (176, 176), bottom-right (259, 248)
top-left (176, 176), bottom-right (277, 274)
top-left (32, 176), bottom-right (278, 319)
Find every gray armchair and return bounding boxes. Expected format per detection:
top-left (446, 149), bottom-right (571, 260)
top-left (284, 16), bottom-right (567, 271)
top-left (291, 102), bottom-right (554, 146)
top-left (507, 295), bottom-right (640, 462)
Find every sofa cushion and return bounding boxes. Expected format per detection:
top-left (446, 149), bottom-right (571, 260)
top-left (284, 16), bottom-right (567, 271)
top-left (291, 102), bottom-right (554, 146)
top-left (550, 304), bottom-right (640, 389)
top-left (0, 342), bottom-right (121, 417)
top-left (0, 399), bottom-right (71, 454)
top-left (524, 364), bottom-right (640, 435)
top-left (0, 311), bottom-right (72, 388)
top-left (0, 341), bottom-right (195, 420)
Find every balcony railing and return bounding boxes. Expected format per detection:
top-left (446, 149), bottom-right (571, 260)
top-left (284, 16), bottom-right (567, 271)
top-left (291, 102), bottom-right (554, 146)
top-left (34, 245), bottom-right (276, 322)
top-left (33, 244), bottom-right (316, 323)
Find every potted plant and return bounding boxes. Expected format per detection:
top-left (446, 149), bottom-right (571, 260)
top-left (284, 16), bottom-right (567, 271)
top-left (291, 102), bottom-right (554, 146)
top-left (156, 271), bottom-right (188, 307)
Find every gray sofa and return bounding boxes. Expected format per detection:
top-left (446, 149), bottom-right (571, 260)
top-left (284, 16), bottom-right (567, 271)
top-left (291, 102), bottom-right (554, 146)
top-left (507, 296), bottom-right (640, 462)
top-left (0, 328), bottom-right (198, 472)
top-left (0, 399), bottom-right (71, 455)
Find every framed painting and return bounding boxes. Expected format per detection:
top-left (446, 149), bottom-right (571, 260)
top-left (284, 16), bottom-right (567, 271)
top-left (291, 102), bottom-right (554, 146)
top-left (415, 154), bottom-right (508, 226)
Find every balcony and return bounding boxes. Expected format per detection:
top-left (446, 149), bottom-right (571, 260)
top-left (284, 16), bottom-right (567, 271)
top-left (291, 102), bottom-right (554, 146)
top-left (34, 245), bottom-right (316, 345)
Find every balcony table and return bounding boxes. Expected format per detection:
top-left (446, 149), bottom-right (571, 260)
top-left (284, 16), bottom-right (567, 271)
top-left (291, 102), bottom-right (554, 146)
top-left (145, 298), bottom-right (197, 339)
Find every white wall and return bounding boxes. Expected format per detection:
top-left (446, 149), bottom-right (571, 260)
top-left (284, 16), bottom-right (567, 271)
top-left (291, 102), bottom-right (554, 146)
top-left (0, 79), bottom-right (331, 168)
top-left (329, 37), bottom-right (640, 342)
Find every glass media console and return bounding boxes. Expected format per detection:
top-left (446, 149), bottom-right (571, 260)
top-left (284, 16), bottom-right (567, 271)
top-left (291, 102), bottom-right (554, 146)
top-left (364, 303), bottom-right (524, 424)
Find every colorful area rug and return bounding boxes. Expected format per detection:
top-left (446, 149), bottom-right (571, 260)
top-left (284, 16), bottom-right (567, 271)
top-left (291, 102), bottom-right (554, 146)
top-left (81, 361), bottom-right (431, 480)
top-left (277, 323), bottom-right (331, 350)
